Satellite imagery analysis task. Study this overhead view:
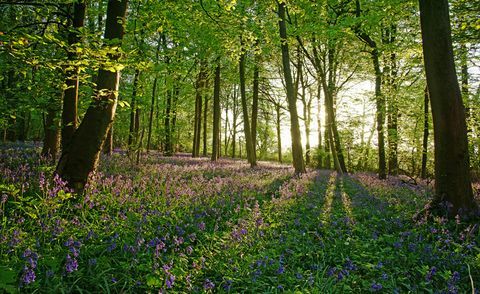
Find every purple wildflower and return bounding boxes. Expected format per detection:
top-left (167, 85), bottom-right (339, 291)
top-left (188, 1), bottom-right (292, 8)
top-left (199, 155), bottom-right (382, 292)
top-left (204, 279), bottom-right (215, 290)
top-left (65, 254), bottom-right (78, 273)
top-left (371, 282), bottom-right (382, 291)
top-left (166, 274), bottom-right (175, 288)
top-left (22, 267), bottom-right (36, 285)
top-left (426, 266), bottom-right (436, 281)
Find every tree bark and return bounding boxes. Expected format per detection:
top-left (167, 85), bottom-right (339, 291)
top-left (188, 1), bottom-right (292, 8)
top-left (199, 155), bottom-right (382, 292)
top-left (146, 36), bottom-right (162, 152)
top-left (421, 86), bottom-right (429, 179)
top-left (275, 104), bottom-right (282, 163)
top-left (56, 0), bottom-right (128, 191)
top-left (171, 85), bottom-right (179, 154)
top-left (372, 49), bottom-right (387, 179)
top-left (277, 2), bottom-right (305, 173)
top-left (251, 60), bottom-right (259, 161)
top-left (232, 85), bottom-right (238, 158)
top-left (224, 97), bottom-right (229, 156)
top-left (211, 62), bottom-right (221, 161)
top-left (419, 0), bottom-right (477, 215)
top-left (385, 26), bottom-right (399, 176)
top-left (42, 107), bottom-right (60, 160)
top-left (202, 94), bottom-right (209, 157)
top-left (61, 0), bottom-right (86, 150)
top-left (164, 88), bottom-right (173, 155)
top-left (239, 43), bottom-right (256, 167)
top-left (355, 0), bottom-right (386, 179)
top-left (316, 82), bottom-right (323, 168)
top-left (193, 62), bottom-right (207, 157)
top-left (128, 69), bottom-right (140, 149)
top-left (103, 125), bottom-right (113, 155)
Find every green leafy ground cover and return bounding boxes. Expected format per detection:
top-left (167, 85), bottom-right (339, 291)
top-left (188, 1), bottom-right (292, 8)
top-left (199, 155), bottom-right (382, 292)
top-left (0, 145), bottom-right (479, 293)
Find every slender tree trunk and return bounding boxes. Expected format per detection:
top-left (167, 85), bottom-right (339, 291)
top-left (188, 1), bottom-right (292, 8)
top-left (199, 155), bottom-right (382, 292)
top-left (146, 76), bottom-right (157, 152)
top-left (42, 107), bottom-right (60, 160)
top-left (224, 97), bottom-right (229, 156)
top-left (128, 69), bottom-right (140, 149)
top-left (372, 49), bottom-right (387, 179)
top-left (317, 82), bottom-right (323, 168)
top-left (275, 104), bottom-right (282, 163)
top-left (277, 2), bottom-right (305, 173)
top-left (164, 88), bottom-right (173, 155)
top-left (320, 70), bottom-right (345, 173)
top-left (324, 120), bottom-right (331, 169)
top-left (171, 85), bottom-right (179, 154)
top-left (61, 0), bottom-right (86, 150)
top-left (232, 86), bottom-right (238, 158)
top-left (421, 86), bottom-right (429, 179)
top-left (386, 26), bottom-right (399, 176)
top-left (251, 60), bottom-right (259, 162)
top-left (239, 43), bottom-right (256, 167)
top-left (355, 0), bottom-right (385, 178)
top-left (56, 0), bottom-right (129, 191)
top-left (193, 62), bottom-right (206, 157)
top-left (419, 0), bottom-right (477, 215)
top-left (211, 62), bottom-right (221, 161)
top-left (203, 94), bottom-right (208, 157)
top-left (299, 59), bottom-right (311, 166)
top-left (146, 37), bottom-right (162, 152)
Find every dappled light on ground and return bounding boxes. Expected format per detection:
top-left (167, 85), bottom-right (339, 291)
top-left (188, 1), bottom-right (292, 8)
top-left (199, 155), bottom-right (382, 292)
top-left (320, 172), bottom-right (337, 225)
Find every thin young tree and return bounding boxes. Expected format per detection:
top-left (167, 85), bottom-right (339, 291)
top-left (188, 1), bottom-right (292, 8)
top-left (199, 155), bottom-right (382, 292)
top-left (277, 1), bottom-right (305, 174)
top-left (61, 0), bottom-right (86, 150)
top-left (211, 61), bottom-right (221, 161)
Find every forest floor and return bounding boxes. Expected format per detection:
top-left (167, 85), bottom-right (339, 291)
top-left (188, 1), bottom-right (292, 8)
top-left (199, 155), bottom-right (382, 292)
top-left (0, 144), bottom-right (479, 293)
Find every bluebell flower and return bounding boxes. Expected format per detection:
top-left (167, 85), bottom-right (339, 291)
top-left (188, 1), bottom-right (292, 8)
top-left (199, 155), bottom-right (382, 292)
top-left (22, 267), bottom-right (35, 285)
top-left (223, 279), bottom-right (232, 291)
top-left (371, 282), bottom-right (382, 291)
top-left (204, 279), bottom-right (215, 290)
top-left (166, 274), bottom-right (175, 288)
top-left (65, 254), bottom-right (78, 273)
top-left (425, 266), bottom-right (436, 281)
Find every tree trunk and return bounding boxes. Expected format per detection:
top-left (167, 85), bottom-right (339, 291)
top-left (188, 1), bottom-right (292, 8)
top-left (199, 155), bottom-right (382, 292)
top-left (239, 44), bottom-right (256, 167)
top-left (193, 62), bottom-right (206, 157)
top-left (164, 88), bottom-right (173, 156)
top-left (211, 62), bottom-right (221, 161)
top-left (372, 49), bottom-right (387, 179)
top-left (419, 0), bottom-right (477, 215)
top-left (224, 97), bottom-right (229, 156)
top-left (275, 104), bottom-right (282, 163)
top-left (232, 85), bottom-right (238, 158)
top-left (385, 26), bottom-right (399, 176)
top-left (42, 107), bottom-right (60, 160)
top-left (56, 0), bottom-right (128, 191)
top-left (203, 94), bottom-right (208, 157)
top-left (299, 57), bottom-right (311, 166)
top-left (355, 0), bottom-right (386, 179)
top-left (316, 82), bottom-right (323, 168)
top-left (128, 69), bottom-right (140, 149)
top-left (170, 85), bottom-right (179, 154)
top-left (103, 125), bottom-right (113, 155)
top-left (319, 69), bottom-right (345, 173)
top-left (146, 37), bottom-right (162, 152)
top-left (61, 0), bottom-right (86, 150)
top-left (251, 60), bottom-right (259, 161)
top-left (421, 86), bottom-right (429, 179)
top-left (277, 2), bottom-right (305, 173)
